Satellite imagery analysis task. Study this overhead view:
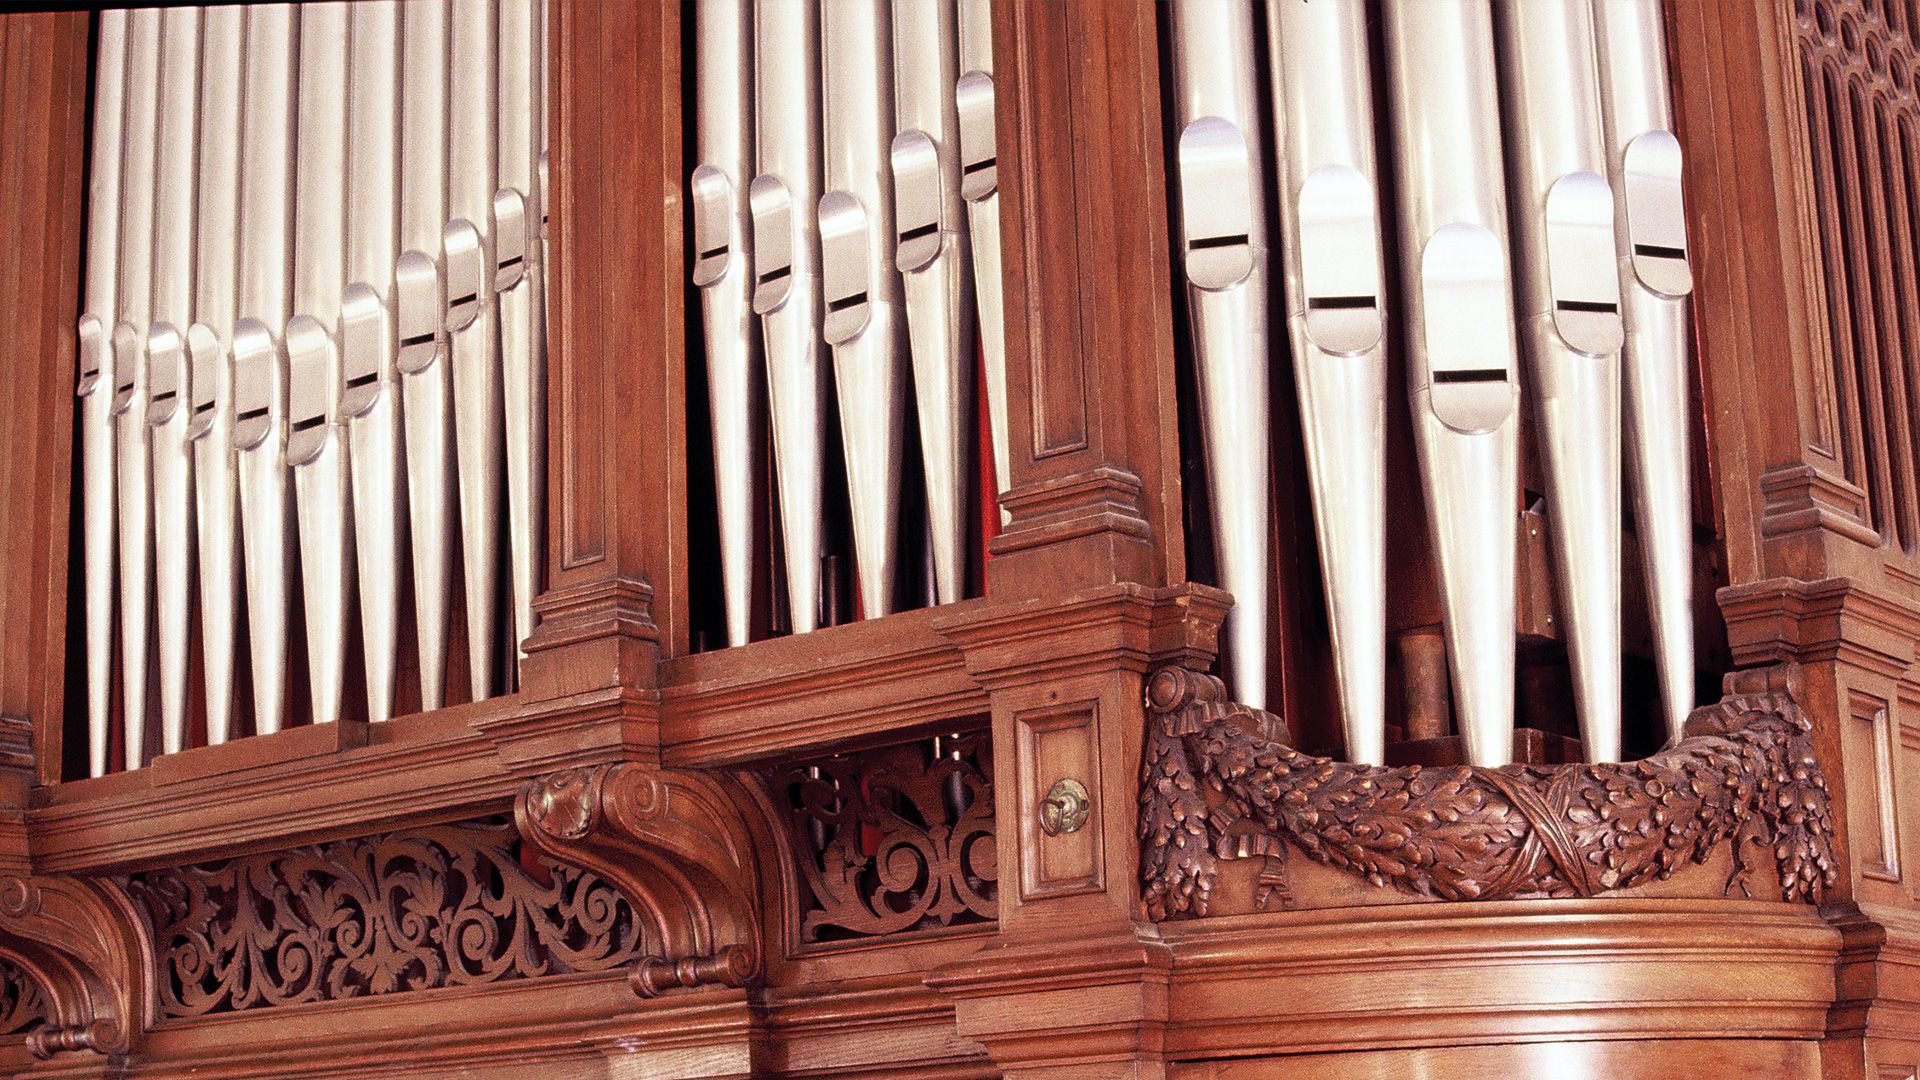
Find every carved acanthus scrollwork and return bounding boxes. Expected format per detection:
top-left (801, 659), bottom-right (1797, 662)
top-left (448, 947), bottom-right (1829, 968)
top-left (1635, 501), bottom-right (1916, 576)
top-left (120, 818), bottom-right (644, 1018)
top-left (1140, 668), bottom-right (1839, 919)
top-left (771, 732), bottom-right (998, 946)
top-left (517, 764), bottom-right (761, 997)
top-left (0, 872), bottom-right (147, 1059)
top-left (0, 957), bottom-right (47, 1037)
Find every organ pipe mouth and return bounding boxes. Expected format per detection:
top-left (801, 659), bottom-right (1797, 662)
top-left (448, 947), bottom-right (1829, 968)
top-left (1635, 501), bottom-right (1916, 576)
top-left (1417, 223), bottom-right (1518, 435)
top-left (145, 323), bottom-right (188, 426)
top-left (186, 324), bottom-right (226, 441)
top-left (1623, 130), bottom-right (1693, 298)
top-left (1175, 115), bottom-right (1257, 292)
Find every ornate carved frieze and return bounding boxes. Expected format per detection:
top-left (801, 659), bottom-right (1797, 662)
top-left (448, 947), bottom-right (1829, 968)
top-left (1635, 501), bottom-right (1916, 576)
top-left (1140, 668), bottom-right (1839, 919)
top-left (120, 817), bottom-right (644, 1018)
top-left (769, 731), bottom-right (997, 946)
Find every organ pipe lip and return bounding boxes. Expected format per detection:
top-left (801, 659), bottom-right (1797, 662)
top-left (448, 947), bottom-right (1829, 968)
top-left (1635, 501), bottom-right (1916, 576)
top-left (1543, 170), bottom-right (1626, 357)
top-left (186, 323), bottom-right (226, 441)
top-left (690, 162), bottom-right (738, 289)
top-left (1175, 115), bottom-right (1257, 292)
top-left (283, 313), bottom-right (339, 468)
top-left (1623, 129), bottom-right (1693, 299)
top-left (395, 249), bottom-right (445, 376)
top-left (1416, 221), bottom-right (1518, 435)
top-left (110, 322), bottom-right (146, 416)
top-left (492, 188), bottom-right (529, 293)
top-left (1297, 163), bottom-right (1383, 356)
top-left (145, 322), bottom-right (188, 426)
top-left (747, 172), bottom-right (796, 314)
top-left (77, 314), bottom-right (110, 395)
top-left (890, 128), bottom-right (945, 273)
top-left (229, 317), bottom-right (284, 452)
top-left (818, 189), bottom-right (874, 346)
top-left (442, 218), bottom-right (486, 333)
top-left (339, 282), bottom-right (393, 419)
top-left (955, 70), bottom-right (997, 202)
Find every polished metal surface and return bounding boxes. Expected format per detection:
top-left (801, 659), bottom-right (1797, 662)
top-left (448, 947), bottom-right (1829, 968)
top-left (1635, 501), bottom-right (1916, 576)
top-left (290, 1), bottom-right (356, 729)
top-left (113, 8), bottom-right (162, 769)
top-left (892, 0), bottom-right (975, 605)
top-left (345, 0), bottom-right (405, 724)
top-left (821, 0), bottom-right (909, 619)
top-left (751, 0), bottom-right (828, 633)
top-left (1168, 0), bottom-right (1270, 712)
top-left (1495, 0), bottom-right (1625, 762)
top-left (399, 0), bottom-right (455, 711)
top-left (498, 0), bottom-right (543, 667)
top-left (1265, 0), bottom-right (1388, 763)
top-left (232, 3), bottom-right (298, 738)
top-left (1384, 1), bottom-right (1521, 767)
top-left (148, 6), bottom-right (202, 759)
top-left (956, 0), bottom-right (1007, 525)
top-left (1594, 0), bottom-right (1696, 746)
top-left (187, 5), bottom-right (245, 747)
top-left (693, 0), bottom-right (763, 647)
top-left (448, 0), bottom-right (503, 696)
top-left (77, 10), bottom-right (128, 776)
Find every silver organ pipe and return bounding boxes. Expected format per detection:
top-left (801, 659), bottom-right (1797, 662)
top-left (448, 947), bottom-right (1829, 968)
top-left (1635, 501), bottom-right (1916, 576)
top-left (498, 0), bottom-right (545, 665)
top-left (1494, 0), bottom-right (1627, 763)
top-left (398, 0), bottom-right (456, 712)
top-left (1265, 0), bottom-right (1390, 764)
top-left (288, 2), bottom-right (356, 729)
top-left (112, 9), bottom-right (162, 769)
top-left (344, 1), bottom-right (405, 724)
top-left (1593, 0), bottom-right (1698, 746)
top-left (233, 3), bottom-right (298, 739)
top-left (955, 0), bottom-right (1006, 525)
top-left (188, 6), bottom-right (245, 746)
top-left (77, 11), bottom-right (128, 777)
top-left (692, 0), bottom-right (762, 647)
top-left (147, 7), bottom-right (202, 758)
top-left (1384, 2), bottom-right (1522, 767)
top-left (1168, 0), bottom-right (1272, 712)
top-left (892, 0), bottom-right (975, 606)
top-left (821, 0), bottom-right (909, 618)
top-left (751, 0), bottom-right (829, 634)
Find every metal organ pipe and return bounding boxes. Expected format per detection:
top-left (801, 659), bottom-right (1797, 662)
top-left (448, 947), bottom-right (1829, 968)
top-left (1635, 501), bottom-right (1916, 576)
top-left (956, 0), bottom-right (1007, 525)
top-left (1265, 0), bottom-right (1390, 765)
top-left (232, 2), bottom-right (298, 738)
top-left (344, 1), bottom-right (405, 724)
top-left (188, 6), bottom-right (245, 746)
top-left (1494, 0), bottom-right (1627, 763)
top-left (821, 0), bottom-right (910, 619)
top-left (751, 0), bottom-right (829, 634)
top-left (1593, 0), bottom-right (1698, 746)
top-left (692, 0), bottom-right (763, 647)
top-left (892, 0), bottom-right (976, 607)
top-left (288, 2), bottom-right (356, 729)
top-left (147, 6), bottom-right (203, 758)
top-left (398, 0), bottom-right (455, 712)
top-left (77, 10), bottom-right (128, 776)
top-left (112, 9), bottom-right (162, 768)
top-left (497, 0), bottom-right (544, 666)
top-left (1168, 0), bottom-right (1272, 712)
top-left (1383, 1), bottom-right (1523, 768)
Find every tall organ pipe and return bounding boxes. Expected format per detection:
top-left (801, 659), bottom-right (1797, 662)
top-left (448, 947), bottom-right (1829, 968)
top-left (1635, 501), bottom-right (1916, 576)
top-left (146, 6), bottom-right (203, 757)
top-left (956, 0), bottom-right (1007, 524)
top-left (344, 1), bottom-right (405, 724)
top-left (1265, 0), bottom-right (1390, 764)
top-left (1494, 0), bottom-right (1626, 762)
top-left (231, 3), bottom-right (298, 738)
top-left (77, 10), bottom-right (128, 775)
top-left (1383, 2), bottom-right (1522, 767)
top-left (287, 1), bottom-right (356, 728)
top-left (188, 6), bottom-right (245, 746)
top-left (892, 0), bottom-right (976, 606)
top-left (397, 0), bottom-right (455, 711)
top-left (448, 0), bottom-right (504, 696)
top-left (821, 0), bottom-right (910, 618)
top-left (1593, 0), bottom-right (1697, 745)
top-left (751, 0), bottom-right (829, 634)
top-left (691, 0), bottom-right (763, 647)
top-left (112, 9), bottom-right (162, 768)
top-left (1167, 0), bottom-right (1271, 711)
top-left (497, 0), bottom-right (544, 665)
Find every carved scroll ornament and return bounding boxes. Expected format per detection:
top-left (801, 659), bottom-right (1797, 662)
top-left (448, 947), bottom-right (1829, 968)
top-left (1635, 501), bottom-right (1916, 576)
top-left (121, 818), bottom-right (644, 1018)
top-left (1139, 668), bottom-right (1839, 919)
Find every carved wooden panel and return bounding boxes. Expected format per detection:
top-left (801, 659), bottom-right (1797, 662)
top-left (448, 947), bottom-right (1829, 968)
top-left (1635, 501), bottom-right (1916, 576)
top-left (0, 957), bottom-right (46, 1037)
top-left (1850, 690), bottom-right (1903, 882)
top-left (120, 817), bottom-right (644, 1018)
top-left (1794, 0), bottom-right (1920, 554)
top-left (768, 731), bottom-right (997, 947)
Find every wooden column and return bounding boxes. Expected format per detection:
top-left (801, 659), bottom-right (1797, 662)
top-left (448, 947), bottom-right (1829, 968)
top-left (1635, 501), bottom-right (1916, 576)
top-left (0, 12), bottom-right (89, 786)
top-left (506, 0), bottom-right (687, 770)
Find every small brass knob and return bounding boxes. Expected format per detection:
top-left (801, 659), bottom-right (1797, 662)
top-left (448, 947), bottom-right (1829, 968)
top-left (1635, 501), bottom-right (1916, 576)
top-left (1038, 778), bottom-right (1091, 837)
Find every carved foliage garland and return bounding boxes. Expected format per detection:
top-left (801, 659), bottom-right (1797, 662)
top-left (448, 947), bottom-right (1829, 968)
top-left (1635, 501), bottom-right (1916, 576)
top-left (771, 732), bottom-right (998, 945)
top-left (1139, 669), bottom-right (1839, 918)
top-left (121, 818), bottom-right (645, 1018)
top-left (0, 957), bottom-right (46, 1036)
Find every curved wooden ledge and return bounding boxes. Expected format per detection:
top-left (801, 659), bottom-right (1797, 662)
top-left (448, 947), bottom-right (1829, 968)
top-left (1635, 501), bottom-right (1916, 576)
top-left (1140, 667), bottom-right (1838, 918)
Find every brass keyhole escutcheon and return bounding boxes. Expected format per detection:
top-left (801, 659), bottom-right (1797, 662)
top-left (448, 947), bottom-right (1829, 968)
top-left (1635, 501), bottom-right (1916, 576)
top-left (1038, 778), bottom-right (1090, 837)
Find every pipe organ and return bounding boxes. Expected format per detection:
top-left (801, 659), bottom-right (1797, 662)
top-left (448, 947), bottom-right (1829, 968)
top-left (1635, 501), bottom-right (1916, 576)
top-left (73, 2), bottom-right (548, 774)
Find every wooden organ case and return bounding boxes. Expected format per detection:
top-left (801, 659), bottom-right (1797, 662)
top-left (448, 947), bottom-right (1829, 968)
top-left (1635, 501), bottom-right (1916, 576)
top-left (0, 1), bottom-right (1913, 1078)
